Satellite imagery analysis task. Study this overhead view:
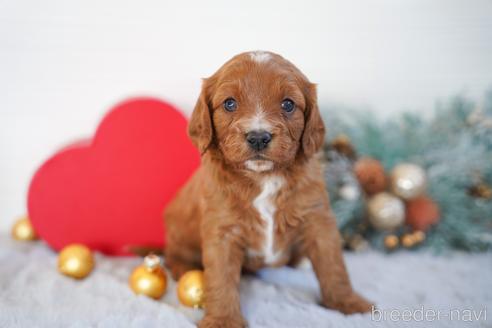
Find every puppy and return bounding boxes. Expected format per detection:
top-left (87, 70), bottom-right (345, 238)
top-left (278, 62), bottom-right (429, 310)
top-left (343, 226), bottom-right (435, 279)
top-left (164, 51), bottom-right (372, 328)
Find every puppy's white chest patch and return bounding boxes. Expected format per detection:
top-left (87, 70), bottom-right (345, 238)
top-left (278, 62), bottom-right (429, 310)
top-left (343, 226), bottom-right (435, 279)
top-left (250, 175), bottom-right (285, 264)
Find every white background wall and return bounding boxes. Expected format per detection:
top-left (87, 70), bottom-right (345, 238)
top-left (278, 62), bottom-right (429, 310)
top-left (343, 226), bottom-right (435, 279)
top-left (1, 0), bottom-right (491, 232)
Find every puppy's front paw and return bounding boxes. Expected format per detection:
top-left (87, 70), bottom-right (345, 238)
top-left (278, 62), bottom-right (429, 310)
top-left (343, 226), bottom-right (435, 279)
top-left (198, 315), bottom-right (247, 328)
top-left (323, 292), bottom-right (373, 315)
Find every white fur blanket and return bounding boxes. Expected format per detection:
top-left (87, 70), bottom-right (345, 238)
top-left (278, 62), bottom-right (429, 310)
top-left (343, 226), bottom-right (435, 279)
top-left (0, 235), bottom-right (490, 328)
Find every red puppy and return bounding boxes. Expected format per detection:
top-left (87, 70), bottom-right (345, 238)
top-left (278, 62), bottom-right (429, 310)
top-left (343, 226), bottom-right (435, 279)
top-left (165, 51), bottom-right (372, 328)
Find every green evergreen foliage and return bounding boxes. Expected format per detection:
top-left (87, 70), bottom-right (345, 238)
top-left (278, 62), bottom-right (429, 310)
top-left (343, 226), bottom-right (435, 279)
top-left (322, 91), bottom-right (492, 252)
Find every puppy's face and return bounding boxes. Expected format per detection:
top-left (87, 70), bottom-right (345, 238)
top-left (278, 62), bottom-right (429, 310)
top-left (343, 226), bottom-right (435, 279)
top-left (189, 51), bottom-right (325, 172)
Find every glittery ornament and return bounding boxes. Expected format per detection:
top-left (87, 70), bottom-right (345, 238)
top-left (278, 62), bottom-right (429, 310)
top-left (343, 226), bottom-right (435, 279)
top-left (405, 196), bottom-right (440, 231)
top-left (401, 231), bottom-right (426, 248)
top-left (58, 244), bottom-right (94, 279)
top-left (177, 270), bottom-right (205, 308)
top-left (384, 234), bottom-right (399, 250)
top-left (390, 163), bottom-right (427, 200)
top-left (11, 216), bottom-right (38, 241)
top-left (354, 157), bottom-right (387, 195)
top-left (339, 183), bottom-right (360, 200)
top-left (412, 230), bottom-right (426, 244)
top-left (129, 254), bottom-right (167, 299)
top-left (401, 233), bottom-right (416, 248)
top-left (367, 192), bottom-right (405, 230)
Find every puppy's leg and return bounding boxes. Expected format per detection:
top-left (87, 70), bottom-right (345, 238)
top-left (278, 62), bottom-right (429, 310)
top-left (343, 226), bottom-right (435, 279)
top-left (199, 226), bottom-right (246, 328)
top-left (164, 190), bottom-right (203, 280)
top-left (301, 213), bottom-right (373, 314)
top-left (164, 242), bottom-right (202, 280)
top-left (286, 245), bottom-right (305, 268)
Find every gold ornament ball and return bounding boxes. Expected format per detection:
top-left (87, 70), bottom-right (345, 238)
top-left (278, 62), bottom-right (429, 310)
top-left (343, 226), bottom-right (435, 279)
top-left (58, 244), bottom-right (95, 279)
top-left (11, 216), bottom-right (38, 241)
top-left (412, 230), bottom-right (426, 244)
top-left (177, 270), bottom-right (205, 308)
top-left (401, 234), bottom-right (416, 248)
top-left (390, 163), bottom-right (427, 200)
top-left (367, 192), bottom-right (405, 231)
top-left (384, 234), bottom-right (400, 250)
top-left (129, 254), bottom-right (167, 300)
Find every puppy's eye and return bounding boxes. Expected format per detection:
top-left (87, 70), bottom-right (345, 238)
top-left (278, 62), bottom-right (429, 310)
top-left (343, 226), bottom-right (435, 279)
top-left (281, 99), bottom-right (295, 113)
top-left (223, 98), bottom-right (237, 112)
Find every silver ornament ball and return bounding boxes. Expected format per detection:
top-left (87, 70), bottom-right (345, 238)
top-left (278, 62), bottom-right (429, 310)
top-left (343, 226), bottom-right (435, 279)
top-left (367, 192), bottom-right (405, 230)
top-left (390, 163), bottom-right (427, 200)
top-left (339, 183), bottom-right (360, 201)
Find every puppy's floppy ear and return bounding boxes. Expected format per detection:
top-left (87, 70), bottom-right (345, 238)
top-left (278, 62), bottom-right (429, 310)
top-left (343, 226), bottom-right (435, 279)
top-left (301, 83), bottom-right (325, 158)
top-left (188, 78), bottom-right (214, 154)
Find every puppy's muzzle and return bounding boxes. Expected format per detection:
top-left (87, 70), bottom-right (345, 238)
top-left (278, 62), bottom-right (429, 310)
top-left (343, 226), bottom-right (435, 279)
top-left (246, 130), bottom-right (272, 151)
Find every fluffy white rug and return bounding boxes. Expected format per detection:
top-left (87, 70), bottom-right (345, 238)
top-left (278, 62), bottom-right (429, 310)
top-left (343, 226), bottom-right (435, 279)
top-left (1, 235), bottom-right (491, 328)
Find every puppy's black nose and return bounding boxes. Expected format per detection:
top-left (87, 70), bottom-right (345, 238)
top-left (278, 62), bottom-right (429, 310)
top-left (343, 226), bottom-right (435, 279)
top-left (246, 130), bottom-right (272, 151)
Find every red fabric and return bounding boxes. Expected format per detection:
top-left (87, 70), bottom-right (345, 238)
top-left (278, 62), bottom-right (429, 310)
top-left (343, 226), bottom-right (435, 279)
top-left (28, 98), bottom-right (199, 255)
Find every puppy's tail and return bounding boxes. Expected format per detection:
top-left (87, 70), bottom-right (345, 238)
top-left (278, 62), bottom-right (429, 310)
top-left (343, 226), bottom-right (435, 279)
top-left (124, 245), bottom-right (164, 257)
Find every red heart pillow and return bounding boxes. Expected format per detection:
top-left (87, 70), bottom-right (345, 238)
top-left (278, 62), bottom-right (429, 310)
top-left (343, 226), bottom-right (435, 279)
top-left (28, 98), bottom-right (200, 255)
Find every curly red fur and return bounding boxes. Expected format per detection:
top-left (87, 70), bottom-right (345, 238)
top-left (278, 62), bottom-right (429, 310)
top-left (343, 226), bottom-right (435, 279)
top-left (164, 51), bottom-right (372, 328)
